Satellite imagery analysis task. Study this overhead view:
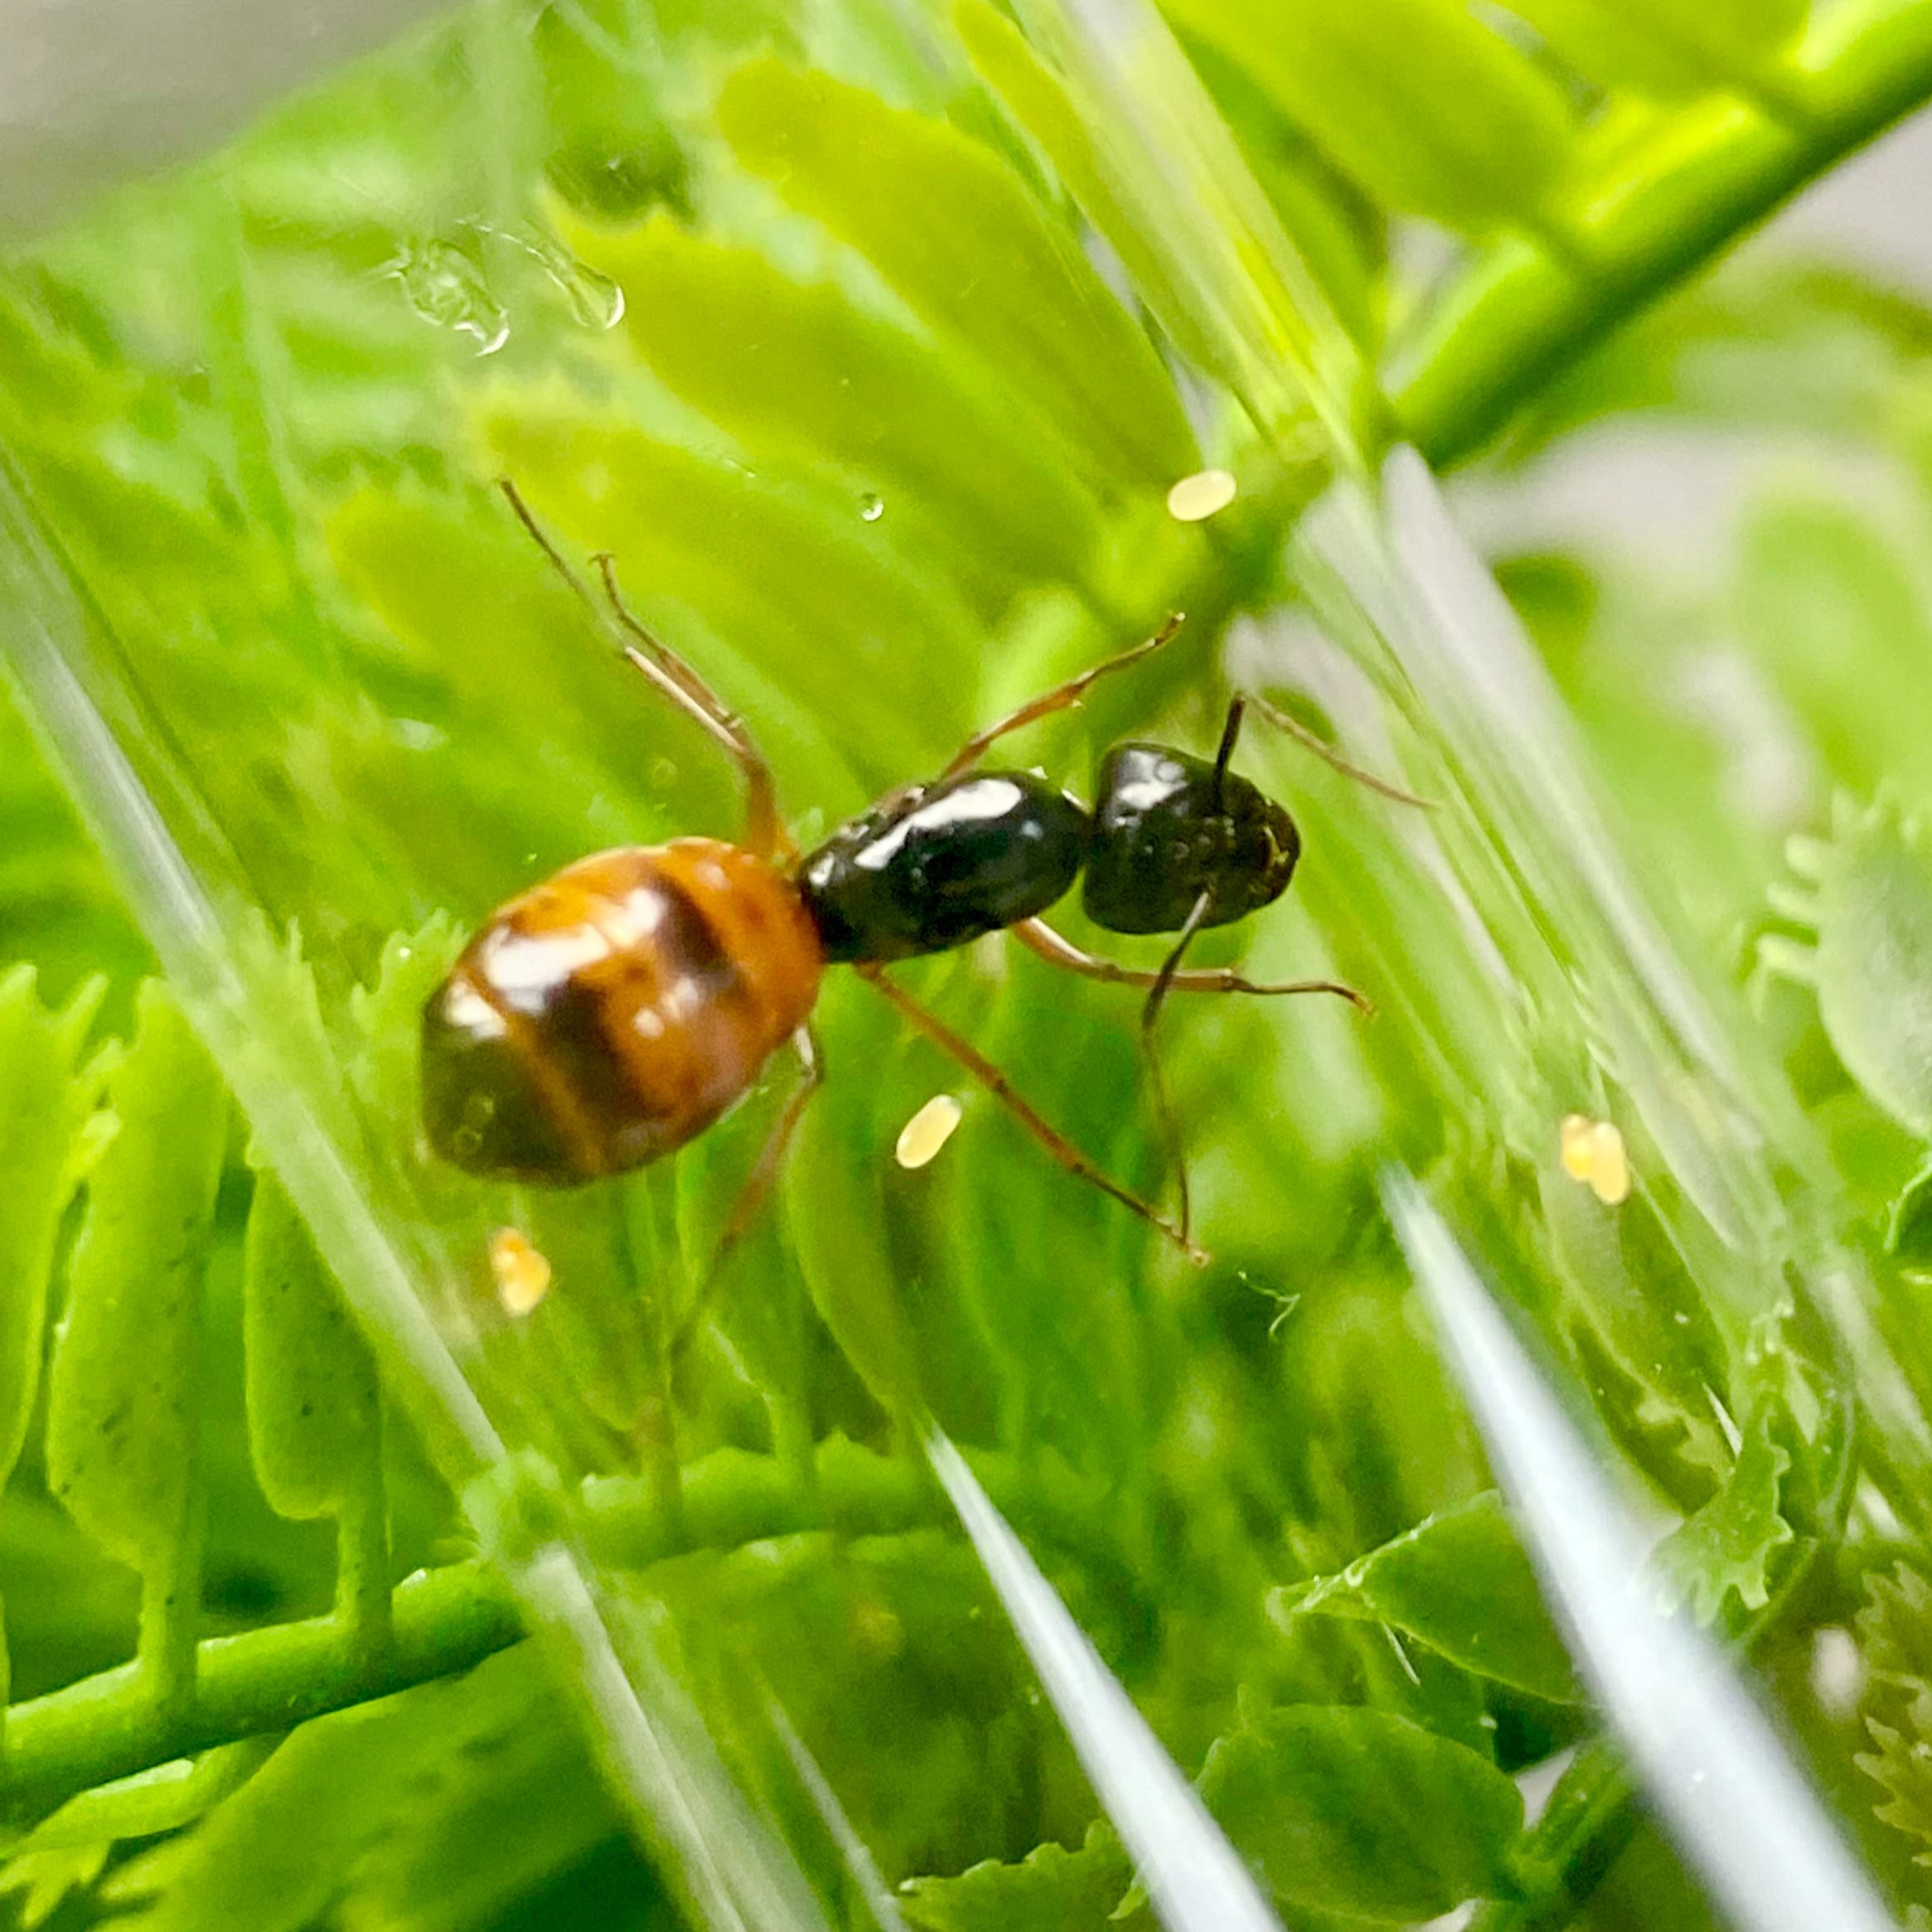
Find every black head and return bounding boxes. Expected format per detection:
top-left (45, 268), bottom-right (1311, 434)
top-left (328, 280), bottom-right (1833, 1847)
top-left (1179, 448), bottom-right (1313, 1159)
top-left (1082, 742), bottom-right (1300, 936)
top-left (798, 770), bottom-right (1089, 963)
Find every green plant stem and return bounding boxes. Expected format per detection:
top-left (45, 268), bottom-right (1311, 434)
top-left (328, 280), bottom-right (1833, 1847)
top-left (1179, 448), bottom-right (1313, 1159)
top-left (1387, 0), bottom-right (1932, 465)
top-left (0, 1438), bottom-right (1154, 1825)
top-left (579, 1437), bottom-right (1151, 1614)
top-left (0, 1562), bottom-right (521, 1825)
top-left (334, 1471), bottom-right (395, 1677)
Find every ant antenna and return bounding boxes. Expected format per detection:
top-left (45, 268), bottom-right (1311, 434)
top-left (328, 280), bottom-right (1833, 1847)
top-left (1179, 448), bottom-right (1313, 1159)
top-left (1208, 695), bottom-right (1247, 812)
top-left (1246, 692), bottom-right (1435, 809)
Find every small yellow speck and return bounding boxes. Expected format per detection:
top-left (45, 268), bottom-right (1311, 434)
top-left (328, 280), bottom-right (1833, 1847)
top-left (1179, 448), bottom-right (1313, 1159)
top-left (1166, 468), bottom-right (1238, 523)
top-left (491, 1227), bottom-right (552, 1316)
top-left (1586, 1121), bottom-right (1630, 1205)
top-left (1558, 1113), bottom-right (1595, 1182)
top-left (895, 1093), bottom-right (962, 1169)
top-left (1559, 1113), bottom-right (1632, 1204)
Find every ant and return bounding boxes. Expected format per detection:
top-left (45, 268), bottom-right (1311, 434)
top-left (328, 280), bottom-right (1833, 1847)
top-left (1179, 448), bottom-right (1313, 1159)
top-left (422, 482), bottom-right (1422, 1264)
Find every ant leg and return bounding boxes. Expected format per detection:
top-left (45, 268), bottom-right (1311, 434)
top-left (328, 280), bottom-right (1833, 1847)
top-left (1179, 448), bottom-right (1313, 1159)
top-left (1010, 920), bottom-right (1374, 1014)
top-left (591, 554), bottom-right (790, 862)
top-left (1140, 889), bottom-right (1212, 1244)
top-left (496, 479), bottom-right (791, 862)
top-left (1245, 690), bottom-right (1434, 809)
top-left (669, 1025), bottom-right (823, 1366)
top-left (855, 964), bottom-right (1208, 1266)
top-left (937, 613), bottom-right (1186, 783)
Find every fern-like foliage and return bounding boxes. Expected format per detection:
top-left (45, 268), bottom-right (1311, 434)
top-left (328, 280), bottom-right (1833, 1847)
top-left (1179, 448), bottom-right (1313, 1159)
top-left (0, 0), bottom-right (1931, 1927)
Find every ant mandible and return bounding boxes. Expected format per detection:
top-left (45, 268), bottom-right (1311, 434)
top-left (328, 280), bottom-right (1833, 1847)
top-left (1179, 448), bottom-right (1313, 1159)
top-left (421, 481), bottom-right (1422, 1263)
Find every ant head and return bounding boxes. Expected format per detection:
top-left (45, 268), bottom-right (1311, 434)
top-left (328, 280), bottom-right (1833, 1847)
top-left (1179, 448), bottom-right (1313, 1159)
top-left (1082, 743), bottom-right (1300, 937)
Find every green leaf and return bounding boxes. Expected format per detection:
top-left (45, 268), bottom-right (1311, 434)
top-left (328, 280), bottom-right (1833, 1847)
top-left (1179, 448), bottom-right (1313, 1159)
top-left (242, 1173), bottom-right (382, 1523)
top-left (1736, 501), bottom-right (1932, 806)
top-left (1501, 262), bottom-right (1926, 462)
top-left (0, 1843), bottom-right (109, 1929)
top-left (1857, 1566), bottom-right (1932, 1863)
top-left (0, 967), bottom-right (111, 1490)
top-left (572, 211), bottom-right (1107, 593)
top-left (966, 0), bottom-right (1363, 448)
top-left (716, 56), bottom-right (1198, 493)
top-left (1169, 27), bottom-right (1387, 347)
top-left (1892, 1157), bottom-right (1932, 1269)
top-left (1156, 0), bottom-right (1577, 233)
top-left (1271, 1493), bottom-right (1581, 1706)
top-left (334, 1657), bottom-right (618, 1932)
top-left (660, 1528), bottom-right (1085, 1886)
top-left (44, 985), bottom-right (226, 1670)
top-left (9, 1740), bottom-right (277, 1857)
top-left (105, 1687), bottom-right (464, 1932)
top-left (900, 1824), bottom-right (1131, 1930)
top-left (1198, 1702), bottom-right (1525, 1920)
top-left (477, 396), bottom-right (977, 787)
top-left (1652, 1398), bottom-right (1795, 1623)
top-left (1499, 0), bottom-right (1809, 98)
top-left (1813, 797), bottom-right (1932, 1137)
top-left (955, 0), bottom-right (1231, 384)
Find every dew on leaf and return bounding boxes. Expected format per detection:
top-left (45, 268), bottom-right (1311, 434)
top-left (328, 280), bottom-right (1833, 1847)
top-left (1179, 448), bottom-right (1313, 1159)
top-left (385, 240), bottom-right (510, 355)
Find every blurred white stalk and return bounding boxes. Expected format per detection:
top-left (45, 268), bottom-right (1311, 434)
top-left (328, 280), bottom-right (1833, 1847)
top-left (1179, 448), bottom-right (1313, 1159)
top-left (1384, 1174), bottom-right (1896, 1932)
top-left (925, 1429), bottom-right (1288, 1932)
top-left (0, 0), bottom-right (462, 235)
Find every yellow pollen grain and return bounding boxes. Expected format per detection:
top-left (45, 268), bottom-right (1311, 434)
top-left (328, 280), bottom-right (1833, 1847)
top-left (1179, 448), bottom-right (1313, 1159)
top-left (1586, 1121), bottom-right (1630, 1205)
top-left (1558, 1113), bottom-right (1595, 1181)
top-left (491, 1226), bottom-right (553, 1316)
top-left (1558, 1113), bottom-right (1632, 1205)
top-left (896, 1093), bottom-right (962, 1169)
top-left (1166, 467), bottom-right (1238, 523)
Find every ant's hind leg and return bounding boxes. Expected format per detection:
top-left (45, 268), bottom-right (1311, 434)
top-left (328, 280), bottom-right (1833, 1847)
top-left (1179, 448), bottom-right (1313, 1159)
top-left (856, 964), bottom-right (1208, 1266)
top-left (495, 479), bottom-right (790, 862)
top-left (669, 1024), bottom-right (823, 1368)
top-left (590, 554), bottom-right (790, 862)
top-left (937, 613), bottom-right (1186, 783)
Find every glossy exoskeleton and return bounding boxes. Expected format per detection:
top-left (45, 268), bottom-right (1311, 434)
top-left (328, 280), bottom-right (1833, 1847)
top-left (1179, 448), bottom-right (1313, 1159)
top-left (800, 772), bottom-right (1089, 962)
top-left (1085, 737), bottom-right (1300, 936)
top-left (424, 485), bottom-right (1407, 1264)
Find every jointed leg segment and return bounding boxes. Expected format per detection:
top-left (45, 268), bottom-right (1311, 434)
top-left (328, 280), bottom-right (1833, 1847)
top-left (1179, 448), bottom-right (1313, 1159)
top-left (1010, 921), bottom-right (1373, 1013)
top-left (937, 613), bottom-right (1185, 783)
top-left (496, 478), bottom-right (791, 862)
top-left (858, 964), bottom-right (1207, 1266)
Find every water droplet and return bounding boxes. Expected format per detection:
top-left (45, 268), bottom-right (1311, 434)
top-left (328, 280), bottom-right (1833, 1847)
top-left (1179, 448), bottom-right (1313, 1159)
top-left (650, 756), bottom-right (678, 788)
top-left (858, 491), bottom-right (884, 522)
top-left (385, 240), bottom-right (509, 355)
top-left (487, 222), bottom-right (627, 330)
top-left (527, 236), bottom-right (626, 329)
